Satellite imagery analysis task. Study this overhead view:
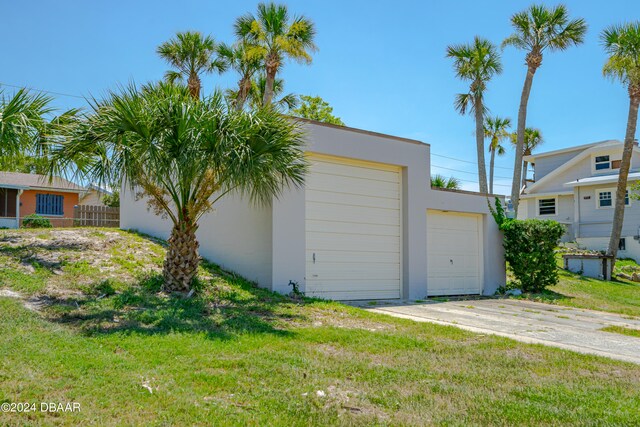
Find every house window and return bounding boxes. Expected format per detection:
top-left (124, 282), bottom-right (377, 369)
top-left (619, 238), bottom-right (626, 251)
top-left (538, 198), bottom-right (556, 215)
top-left (625, 190), bottom-right (630, 205)
top-left (595, 155), bottom-right (611, 170)
top-left (35, 194), bottom-right (64, 216)
top-left (598, 191), bottom-right (612, 208)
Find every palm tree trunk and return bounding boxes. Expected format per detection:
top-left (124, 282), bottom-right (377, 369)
top-left (474, 94), bottom-right (488, 194)
top-left (163, 218), bottom-right (200, 292)
top-left (521, 160), bottom-right (529, 189)
top-left (607, 90), bottom-right (640, 262)
top-left (263, 69), bottom-right (276, 106)
top-left (235, 77), bottom-right (251, 111)
top-left (188, 73), bottom-right (201, 99)
top-left (489, 147), bottom-right (496, 194)
top-left (511, 64), bottom-right (537, 213)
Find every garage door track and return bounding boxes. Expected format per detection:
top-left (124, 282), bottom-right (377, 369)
top-left (363, 299), bottom-right (640, 364)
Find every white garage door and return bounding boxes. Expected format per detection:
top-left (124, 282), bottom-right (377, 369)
top-left (427, 210), bottom-right (482, 296)
top-left (305, 154), bottom-right (401, 300)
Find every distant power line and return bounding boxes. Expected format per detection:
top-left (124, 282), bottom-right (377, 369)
top-left (431, 152), bottom-right (515, 171)
top-left (0, 82), bottom-right (85, 100)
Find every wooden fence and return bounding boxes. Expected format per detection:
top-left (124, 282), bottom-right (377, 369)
top-left (73, 205), bottom-right (120, 227)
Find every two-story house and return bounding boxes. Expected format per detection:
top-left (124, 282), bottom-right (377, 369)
top-left (518, 139), bottom-right (640, 261)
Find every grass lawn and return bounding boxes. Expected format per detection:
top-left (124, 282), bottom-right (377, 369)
top-left (1, 229), bottom-right (639, 425)
top-left (510, 255), bottom-right (640, 318)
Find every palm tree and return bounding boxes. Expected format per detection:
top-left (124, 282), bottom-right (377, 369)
top-left (447, 36), bottom-right (502, 194)
top-left (510, 127), bottom-right (543, 188)
top-left (235, 2), bottom-right (317, 106)
top-left (601, 22), bottom-right (640, 260)
top-left (431, 174), bottom-right (461, 190)
top-left (503, 4), bottom-right (587, 213)
top-left (50, 83), bottom-right (307, 292)
top-left (484, 116), bottom-right (511, 194)
top-left (0, 88), bottom-right (52, 158)
top-left (236, 74), bottom-right (299, 112)
top-left (218, 41), bottom-right (262, 111)
top-left (157, 31), bottom-right (227, 99)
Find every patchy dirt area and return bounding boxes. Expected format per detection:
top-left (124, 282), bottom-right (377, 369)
top-left (0, 228), bottom-right (166, 297)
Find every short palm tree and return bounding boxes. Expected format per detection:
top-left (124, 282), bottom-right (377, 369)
top-left (510, 127), bottom-right (543, 188)
top-left (51, 83), bottom-right (307, 292)
top-left (231, 74), bottom-right (299, 112)
top-left (235, 2), bottom-right (317, 106)
top-left (157, 31), bottom-right (227, 99)
top-left (601, 22), bottom-right (640, 259)
top-left (503, 4), bottom-right (587, 213)
top-left (218, 41), bottom-right (263, 111)
top-left (431, 174), bottom-right (461, 190)
top-left (447, 36), bottom-right (502, 194)
top-left (484, 116), bottom-right (511, 194)
top-left (0, 88), bottom-right (52, 158)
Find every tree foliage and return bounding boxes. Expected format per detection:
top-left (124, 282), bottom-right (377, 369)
top-left (489, 198), bottom-right (564, 293)
top-left (291, 95), bottom-right (344, 125)
top-left (49, 82), bottom-right (307, 291)
top-left (430, 174), bottom-right (461, 190)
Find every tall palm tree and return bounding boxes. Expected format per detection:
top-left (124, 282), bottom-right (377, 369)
top-left (484, 116), bottom-right (511, 194)
top-left (235, 2), bottom-right (317, 106)
top-left (510, 127), bottom-right (543, 188)
top-left (431, 174), bottom-right (461, 190)
top-left (157, 31), bottom-right (227, 99)
top-left (218, 41), bottom-right (263, 111)
top-left (447, 36), bottom-right (502, 194)
top-left (601, 22), bottom-right (640, 260)
top-left (503, 4), bottom-right (587, 213)
top-left (50, 83), bottom-right (307, 292)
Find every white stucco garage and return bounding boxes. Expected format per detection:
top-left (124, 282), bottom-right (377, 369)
top-left (121, 119), bottom-right (506, 300)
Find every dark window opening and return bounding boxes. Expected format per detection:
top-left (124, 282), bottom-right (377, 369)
top-left (619, 238), bottom-right (626, 251)
top-left (36, 194), bottom-right (64, 216)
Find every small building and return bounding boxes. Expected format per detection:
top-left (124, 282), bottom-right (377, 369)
top-left (79, 183), bottom-right (114, 207)
top-left (0, 172), bottom-right (85, 228)
top-left (121, 120), bottom-right (506, 301)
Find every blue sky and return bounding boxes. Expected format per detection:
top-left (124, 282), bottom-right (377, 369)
top-left (2, 0), bottom-right (639, 192)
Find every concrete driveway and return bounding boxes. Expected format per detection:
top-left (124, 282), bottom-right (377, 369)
top-left (362, 299), bottom-right (640, 364)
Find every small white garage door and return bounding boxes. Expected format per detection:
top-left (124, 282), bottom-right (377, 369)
top-left (427, 210), bottom-right (482, 296)
top-left (305, 154), bottom-right (401, 300)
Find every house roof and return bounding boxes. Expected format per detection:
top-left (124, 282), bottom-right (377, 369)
top-left (564, 172), bottom-right (640, 187)
top-left (292, 117), bottom-right (429, 146)
top-left (524, 141), bottom-right (637, 194)
top-left (523, 140), bottom-right (621, 163)
top-left (0, 172), bottom-right (84, 192)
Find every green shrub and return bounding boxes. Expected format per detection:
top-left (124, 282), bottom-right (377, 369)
top-left (22, 214), bottom-right (53, 229)
top-left (489, 198), bottom-right (565, 293)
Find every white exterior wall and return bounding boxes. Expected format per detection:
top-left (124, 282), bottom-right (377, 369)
top-left (520, 195), bottom-right (574, 241)
top-left (120, 187), bottom-right (273, 287)
top-left (0, 218), bottom-right (18, 229)
top-left (121, 120), bottom-right (507, 300)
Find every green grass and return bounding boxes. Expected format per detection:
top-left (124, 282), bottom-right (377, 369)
top-left (1, 229), bottom-right (640, 425)
top-left (511, 255), bottom-right (640, 318)
top-left (601, 325), bottom-right (640, 338)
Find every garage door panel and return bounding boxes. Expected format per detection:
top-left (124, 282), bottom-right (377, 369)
top-left (309, 160), bottom-right (399, 183)
top-left (307, 189), bottom-right (398, 210)
top-left (306, 202), bottom-right (400, 226)
top-left (427, 211), bottom-right (482, 296)
top-left (306, 250), bottom-right (399, 264)
top-left (306, 220), bottom-right (400, 237)
top-left (307, 232), bottom-right (400, 252)
top-left (306, 174), bottom-right (399, 199)
top-left (305, 155), bottom-right (401, 300)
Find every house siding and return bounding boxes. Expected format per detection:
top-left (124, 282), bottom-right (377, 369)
top-left (19, 190), bottom-right (79, 227)
top-left (534, 149), bottom-right (586, 181)
top-left (576, 184), bottom-right (640, 239)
